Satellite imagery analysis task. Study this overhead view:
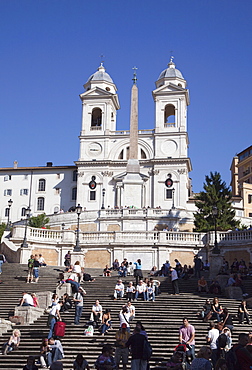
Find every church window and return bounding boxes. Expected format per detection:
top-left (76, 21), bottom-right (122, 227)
top-left (37, 197), bottom-right (45, 211)
top-left (20, 189), bottom-right (28, 196)
top-left (4, 189), bottom-right (12, 196)
top-left (166, 189), bottom-right (173, 199)
top-left (141, 149), bottom-right (147, 159)
top-left (4, 175), bottom-right (11, 181)
top-left (72, 187), bottom-right (77, 201)
top-left (73, 170), bottom-right (78, 181)
top-left (54, 206), bottom-right (59, 213)
top-left (91, 108), bottom-right (102, 127)
top-left (178, 83), bottom-right (182, 87)
top-left (248, 194), bottom-right (252, 204)
top-left (90, 191), bottom-right (96, 201)
top-left (5, 208), bottom-right (9, 217)
top-left (164, 104), bottom-right (175, 127)
top-left (38, 179), bottom-right (46, 192)
top-left (21, 207), bottom-right (26, 217)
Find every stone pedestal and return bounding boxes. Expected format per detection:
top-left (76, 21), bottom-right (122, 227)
top-left (0, 319), bottom-right (12, 335)
top-left (36, 291), bottom-right (53, 309)
top-left (14, 306), bottom-right (44, 324)
top-left (224, 286), bottom-right (243, 300)
top-left (209, 254), bottom-right (223, 279)
top-left (56, 283), bottom-right (71, 297)
top-left (71, 251), bottom-right (85, 266)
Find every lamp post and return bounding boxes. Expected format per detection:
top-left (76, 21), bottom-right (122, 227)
top-left (74, 203), bottom-right (82, 251)
top-left (212, 206), bottom-right (220, 254)
top-left (171, 188), bottom-right (175, 209)
top-left (21, 207), bottom-right (31, 248)
top-left (6, 199), bottom-right (13, 231)
top-left (101, 188), bottom-right (106, 209)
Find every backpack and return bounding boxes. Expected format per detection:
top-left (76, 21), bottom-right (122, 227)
top-left (142, 338), bottom-right (152, 361)
top-left (217, 333), bottom-right (228, 349)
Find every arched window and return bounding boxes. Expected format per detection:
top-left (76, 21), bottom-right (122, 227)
top-left (38, 179), bottom-right (46, 192)
top-left (141, 149), bottom-right (147, 159)
top-left (54, 206), bottom-right (59, 214)
top-left (164, 104), bottom-right (175, 126)
top-left (91, 108), bottom-right (102, 127)
top-left (21, 207), bottom-right (26, 217)
top-left (37, 197), bottom-right (45, 211)
top-left (72, 187), bottom-right (77, 201)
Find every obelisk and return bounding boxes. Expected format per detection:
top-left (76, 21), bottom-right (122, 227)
top-left (127, 67), bottom-right (140, 172)
top-left (123, 67), bottom-right (143, 209)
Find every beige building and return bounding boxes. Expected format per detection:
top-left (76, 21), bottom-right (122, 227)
top-left (230, 145), bottom-right (252, 219)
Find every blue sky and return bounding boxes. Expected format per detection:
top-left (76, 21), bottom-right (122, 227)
top-left (1, 0), bottom-right (252, 193)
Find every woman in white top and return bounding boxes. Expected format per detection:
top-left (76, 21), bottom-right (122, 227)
top-left (126, 282), bottom-right (135, 301)
top-left (2, 329), bottom-right (21, 355)
top-left (72, 261), bottom-right (83, 282)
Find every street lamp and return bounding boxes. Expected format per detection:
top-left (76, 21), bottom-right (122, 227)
top-left (74, 203), bottom-right (82, 251)
top-left (21, 207), bottom-right (31, 248)
top-left (6, 199), bottom-right (13, 231)
top-left (101, 188), bottom-right (106, 209)
top-left (212, 206), bottom-right (220, 254)
top-left (171, 188), bottom-right (175, 209)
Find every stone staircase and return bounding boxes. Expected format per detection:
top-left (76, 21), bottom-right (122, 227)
top-left (0, 263), bottom-right (251, 370)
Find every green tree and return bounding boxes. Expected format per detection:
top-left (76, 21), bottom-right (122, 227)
top-left (28, 213), bottom-right (50, 228)
top-left (0, 223), bottom-right (6, 240)
top-left (194, 171), bottom-right (239, 232)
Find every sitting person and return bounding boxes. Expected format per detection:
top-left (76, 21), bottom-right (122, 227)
top-left (90, 300), bottom-right (103, 326)
top-left (112, 259), bottom-right (120, 271)
top-left (211, 297), bottom-right (223, 322)
top-left (146, 282), bottom-right (155, 301)
top-left (100, 309), bottom-right (112, 336)
top-left (47, 338), bottom-right (64, 367)
top-left (95, 344), bottom-right (116, 370)
top-left (57, 272), bottom-right (83, 294)
top-left (166, 348), bottom-right (184, 370)
top-left (73, 353), bottom-right (90, 370)
top-left (149, 277), bottom-right (161, 295)
top-left (221, 308), bottom-right (234, 331)
top-left (126, 281), bottom-right (135, 301)
top-left (238, 300), bottom-right (250, 324)
top-left (39, 338), bottom-right (50, 369)
top-left (127, 262), bottom-right (134, 276)
top-left (135, 280), bottom-right (147, 301)
top-left (60, 293), bottom-right (72, 313)
top-left (38, 254), bottom-right (47, 267)
top-left (124, 301), bottom-right (135, 321)
top-left (118, 263), bottom-right (127, 277)
top-left (235, 273), bottom-right (248, 296)
top-left (181, 264), bottom-right (190, 280)
top-left (226, 273), bottom-right (236, 287)
top-left (209, 279), bottom-right (221, 295)
top-left (19, 291), bottom-right (34, 306)
top-left (2, 329), bottom-right (21, 355)
top-left (103, 265), bottom-right (111, 277)
top-left (198, 276), bottom-right (209, 293)
top-left (114, 280), bottom-right (125, 300)
top-left (201, 299), bottom-right (212, 321)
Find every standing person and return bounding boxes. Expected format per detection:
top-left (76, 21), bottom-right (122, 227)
top-left (238, 300), bottom-right (250, 324)
top-left (115, 323), bottom-right (130, 370)
top-left (207, 321), bottom-right (220, 368)
top-left (64, 251), bottom-right (71, 270)
top-left (0, 253), bottom-right (6, 274)
top-left (73, 287), bottom-right (85, 325)
top-left (134, 259), bottom-right (143, 286)
top-left (60, 293), bottom-right (72, 313)
top-left (33, 255), bottom-right (40, 283)
top-left (227, 333), bottom-right (252, 370)
top-left (170, 267), bottom-right (179, 295)
top-left (126, 326), bottom-right (149, 370)
top-left (194, 255), bottom-right (202, 278)
top-left (27, 255), bottom-right (34, 283)
top-left (179, 317), bottom-right (196, 362)
top-left (47, 338), bottom-right (64, 367)
top-left (119, 307), bottom-right (131, 332)
top-left (47, 301), bottom-right (62, 339)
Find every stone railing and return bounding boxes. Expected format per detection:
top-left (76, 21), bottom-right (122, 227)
top-left (9, 225), bottom-right (252, 248)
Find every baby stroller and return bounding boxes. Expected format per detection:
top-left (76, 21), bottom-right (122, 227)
top-left (173, 344), bottom-right (191, 369)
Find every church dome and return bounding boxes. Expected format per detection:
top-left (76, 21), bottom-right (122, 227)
top-left (86, 63), bottom-right (114, 84)
top-left (158, 58), bottom-right (184, 80)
